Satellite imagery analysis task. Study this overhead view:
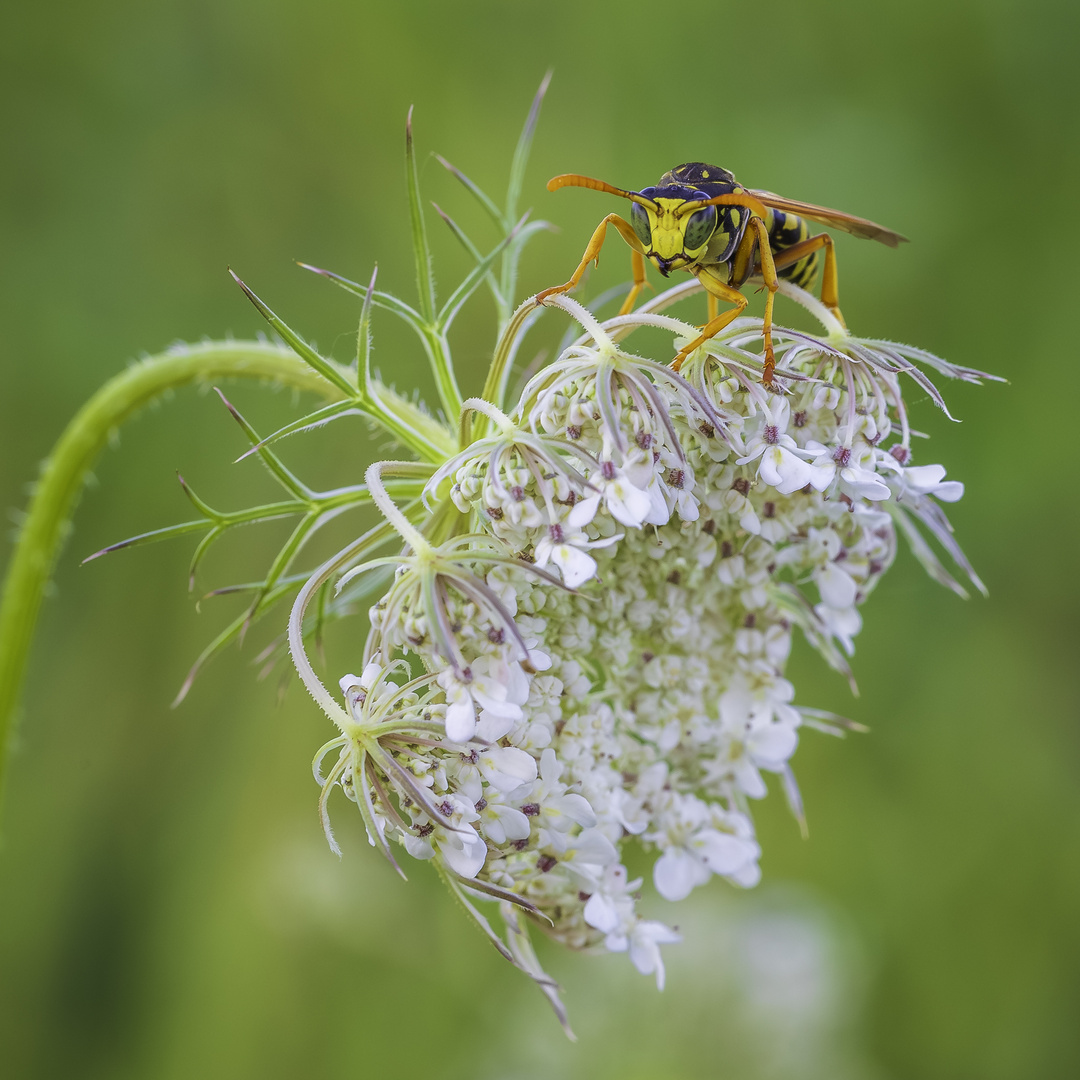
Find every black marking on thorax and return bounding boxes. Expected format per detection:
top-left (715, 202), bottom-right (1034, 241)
top-left (661, 162), bottom-right (737, 192)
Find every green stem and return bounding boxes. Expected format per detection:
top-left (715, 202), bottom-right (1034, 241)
top-left (0, 341), bottom-right (341, 805)
top-left (367, 376), bottom-right (457, 463)
top-left (418, 326), bottom-right (464, 427)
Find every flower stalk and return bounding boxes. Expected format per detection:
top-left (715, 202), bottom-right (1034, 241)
top-left (0, 342), bottom-right (346, 800)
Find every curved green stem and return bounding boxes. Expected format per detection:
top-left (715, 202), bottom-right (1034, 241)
top-left (0, 341), bottom-right (345, 805)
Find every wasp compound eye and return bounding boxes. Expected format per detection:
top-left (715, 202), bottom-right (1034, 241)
top-left (630, 201), bottom-right (652, 246)
top-left (683, 204), bottom-right (718, 251)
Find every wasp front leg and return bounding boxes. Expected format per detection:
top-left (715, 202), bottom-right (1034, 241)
top-left (677, 218), bottom-right (782, 382)
top-left (733, 216), bottom-right (781, 385)
top-left (670, 268), bottom-right (748, 372)
top-left (535, 214), bottom-right (647, 315)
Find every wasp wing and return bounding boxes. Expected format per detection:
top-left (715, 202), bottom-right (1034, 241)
top-left (749, 190), bottom-right (908, 247)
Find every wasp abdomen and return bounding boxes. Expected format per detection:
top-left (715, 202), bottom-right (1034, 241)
top-left (766, 209), bottom-right (818, 290)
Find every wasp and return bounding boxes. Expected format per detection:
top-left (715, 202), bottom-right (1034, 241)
top-left (536, 162), bottom-right (907, 385)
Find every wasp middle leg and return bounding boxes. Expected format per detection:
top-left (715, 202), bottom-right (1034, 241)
top-left (535, 213), bottom-right (647, 316)
top-left (726, 215), bottom-right (782, 384)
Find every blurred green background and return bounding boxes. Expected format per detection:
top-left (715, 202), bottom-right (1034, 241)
top-left (2, 1), bottom-right (1079, 1077)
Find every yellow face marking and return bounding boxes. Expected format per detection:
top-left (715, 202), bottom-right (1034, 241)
top-left (645, 197), bottom-right (693, 264)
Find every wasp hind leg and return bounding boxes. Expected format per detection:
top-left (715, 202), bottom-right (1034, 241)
top-left (770, 232), bottom-right (846, 331)
top-left (535, 213), bottom-right (647, 314)
top-left (619, 248), bottom-right (648, 316)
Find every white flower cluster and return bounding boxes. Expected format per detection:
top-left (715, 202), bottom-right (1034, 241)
top-left (311, 289), bottom-right (986, 1021)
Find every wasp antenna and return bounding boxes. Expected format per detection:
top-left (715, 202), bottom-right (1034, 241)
top-left (546, 173), bottom-right (659, 212)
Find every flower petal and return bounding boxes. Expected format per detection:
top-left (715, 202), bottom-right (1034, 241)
top-left (816, 562), bottom-right (858, 609)
top-left (439, 827), bottom-right (487, 879)
top-left (444, 697), bottom-right (478, 743)
top-left (583, 892), bottom-right (620, 934)
top-left (693, 829), bottom-right (760, 876)
top-left (553, 544), bottom-right (598, 589)
top-left (654, 848), bottom-right (707, 902)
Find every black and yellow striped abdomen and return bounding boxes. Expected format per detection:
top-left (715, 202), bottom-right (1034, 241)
top-left (765, 208), bottom-right (818, 290)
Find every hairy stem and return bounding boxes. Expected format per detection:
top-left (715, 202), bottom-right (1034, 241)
top-left (0, 341), bottom-right (346, 806)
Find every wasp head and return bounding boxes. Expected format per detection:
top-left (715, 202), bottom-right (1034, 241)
top-left (629, 185), bottom-right (719, 275)
top-left (545, 171), bottom-right (720, 275)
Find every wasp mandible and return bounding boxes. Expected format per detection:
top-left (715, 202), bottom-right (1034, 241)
top-left (536, 162), bottom-right (907, 385)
